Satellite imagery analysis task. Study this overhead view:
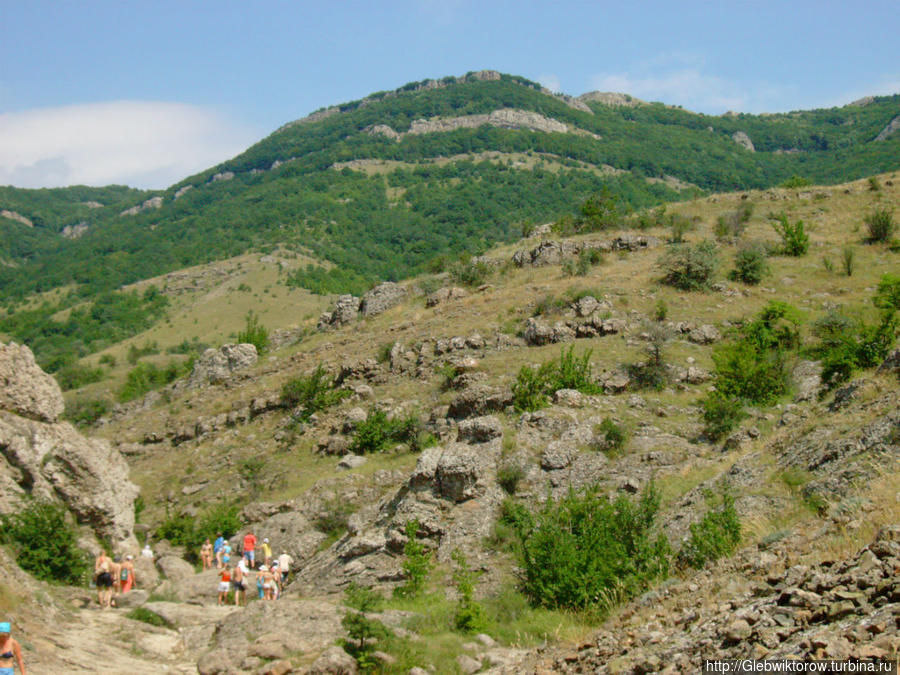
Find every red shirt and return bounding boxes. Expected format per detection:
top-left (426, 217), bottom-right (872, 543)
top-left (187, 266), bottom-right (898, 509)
top-left (243, 533), bottom-right (257, 552)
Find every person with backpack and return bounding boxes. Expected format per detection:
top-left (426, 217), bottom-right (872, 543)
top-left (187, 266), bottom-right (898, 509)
top-left (120, 555), bottom-right (136, 594)
top-left (94, 550), bottom-right (114, 609)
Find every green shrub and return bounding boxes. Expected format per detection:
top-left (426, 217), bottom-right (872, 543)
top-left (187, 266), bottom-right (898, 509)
top-left (729, 243), bottom-right (769, 285)
top-left (653, 299), bottom-right (668, 322)
top-left (394, 520), bottom-right (432, 598)
top-left (281, 364), bottom-right (348, 421)
top-left (780, 175), bottom-right (810, 189)
top-left (842, 246), bottom-right (855, 277)
top-left (700, 393), bottom-right (746, 441)
top-left (874, 274), bottom-right (900, 311)
top-left (771, 214), bottom-right (809, 256)
top-left (348, 409), bottom-right (427, 454)
top-left (156, 501), bottom-right (241, 562)
top-left (119, 359), bottom-right (190, 402)
top-left (64, 396), bottom-right (111, 427)
top-left (865, 206), bottom-right (896, 243)
top-left (0, 499), bottom-right (89, 585)
top-left (127, 341), bottom-right (160, 365)
top-left (504, 483), bottom-right (670, 612)
top-left (814, 309), bottom-right (899, 387)
top-left (668, 213), bottom-right (694, 243)
top-left (55, 362), bottom-right (105, 391)
top-left (236, 310), bottom-right (269, 354)
top-left (451, 549), bottom-right (487, 633)
top-left (576, 187), bottom-right (622, 232)
top-left (658, 241), bottom-right (718, 291)
top-left (512, 347), bottom-right (601, 412)
top-left (714, 203), bottom-right (753, 240)
top-left (375, 341), bottom-right (393, 364)
top-left (127, 607), bottom-right (171, 628)
top-left (238, 457), bottom-right (265, 483)
top-left (449, 257), bottom-right (493, 287)
top-left (594, 418), bottom-right (627, 456)
top-left (676, 489), bottom-right (741, 569)
top-left (497, 462), bottom-right (525, 495)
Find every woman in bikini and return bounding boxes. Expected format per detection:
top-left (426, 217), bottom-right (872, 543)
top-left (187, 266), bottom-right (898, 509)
top-left (200, 538), bottom-right (213, 570)
top-left (0, 621), bottom-right (27, 675)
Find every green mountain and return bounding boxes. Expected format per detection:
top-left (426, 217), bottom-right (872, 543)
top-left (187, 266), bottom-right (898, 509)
top-left (1, 70), bottom-right (899, 368)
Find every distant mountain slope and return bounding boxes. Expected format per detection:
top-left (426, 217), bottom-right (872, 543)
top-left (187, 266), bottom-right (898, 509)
top-left (1, 71), bottom-right (898, 303)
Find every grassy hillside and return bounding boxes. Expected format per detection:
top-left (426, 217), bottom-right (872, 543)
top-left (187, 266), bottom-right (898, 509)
top-left (2, 72), bottom-right (899, 373)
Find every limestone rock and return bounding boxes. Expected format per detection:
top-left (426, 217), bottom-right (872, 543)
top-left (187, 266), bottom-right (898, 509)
top-left (793, 360), bottom-right (823, 401)
top-left (875, 114), bottom-right (900, 142)
top-left (360, 282), bottom-right (407, 317)
top-left (426, 286), bottom-right (469, 307)
top-left (0, 342), bottom-right (65, 422)
top-left (447, 385), bottom-right (512, 419)
top-left (188, 343), bottom-right (258, 387)
top-left (319, 295), bottom-right (361, 328)
top-left (457, 415), bottom-right (503, 443)
top-left (732, 131), bottom-right (755, 152)
top-left (0, 411), bottom-right (138, 546)
top-left (688, 324), bottom-right (721, 345)
top-left (307, 645), bottom-right (357, 675)
top-left (156, 555), bottom-right (196, 582)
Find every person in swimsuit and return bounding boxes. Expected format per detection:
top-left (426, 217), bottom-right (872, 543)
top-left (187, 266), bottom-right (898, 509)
top-left (217, 567), bottom-right (231, 606)
top-left (255, 564), bottom-right (265, 599)
top-left (222, 542), bottom-right (232, 566)
top-left (232, 560), bottom-right (247, 606)
top-left (120, 555), bottom-right (136, 594)
top-left (0, 622), bottom-right (26, 675)
top-left (213, 533), bottom-right (224, 568)
top-left (200, 538), bottom-right (213, 570)
top-left (94, 550), bottom-right (114, 609)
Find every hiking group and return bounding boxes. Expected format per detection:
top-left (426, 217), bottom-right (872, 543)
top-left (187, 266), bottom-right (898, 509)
top-left (92, 549), bottom-right (137, 610)
top-left (205, 530), bottom-right (294, 606)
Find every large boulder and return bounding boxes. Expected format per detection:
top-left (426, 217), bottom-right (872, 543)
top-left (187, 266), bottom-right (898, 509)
top-left (0, 342), bottom-right (64, 423)
top-left (359, 282), bottom-right (407, 317)
top-left (318, 295), bottom-right (361, 329)
top-left (0, 411), bottom-right (138, 547)
top-left (188, 343), bottom-right (258, 387)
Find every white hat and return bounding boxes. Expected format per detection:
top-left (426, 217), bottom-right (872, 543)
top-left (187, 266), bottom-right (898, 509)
top-left (259, 565), bottom-right (268, 572)
top-left (263, 538), bottom-right (269, 543)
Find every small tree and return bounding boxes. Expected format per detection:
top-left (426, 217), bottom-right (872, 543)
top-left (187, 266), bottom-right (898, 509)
top-left (729, 243), bottom-right (769, 285)
top-left (451, 549), bottom-right (487, 633)
top-left (237, 310), bottom-right (269, 354)
top-left (677, 489), bottom-right (741, 569)
top-left (341, 583), bottom-right (387, 671)
top-left (771, 214), bottom-right (809, 256)
top-left (394, 520), bottom-right (432, 598)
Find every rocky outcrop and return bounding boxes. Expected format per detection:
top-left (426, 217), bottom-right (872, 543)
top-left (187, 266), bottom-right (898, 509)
top-left (874, 114), bottom-right (900, 141)
top-left (369, 108), bottom-right (572, 141)
top-left (120, 196), bottom-right (163, 216)
top-left (186, 343), bottom-right (258, 387)
top-left (318, 295), bottom-right (361, 329)
top-left (0, 342), bottom-right (65, 423)
top-left (425, 286), bottom-right (468, 307)
top-left (1, 209), bottom-right (34, 227)
top-left (732, 130), bottom-right (755, 152)
top-left (0, 341), bottom-right (137, 547)
top-left (360, 281), bottom-right (407, 317)
top-left (61, 222), bottom-right (89, 239)
top-left (578, 91), bottom-right (644, 107)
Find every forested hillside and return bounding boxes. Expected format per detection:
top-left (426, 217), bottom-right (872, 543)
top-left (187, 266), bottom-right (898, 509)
top-left (1, 71), bottom-right (899, 371)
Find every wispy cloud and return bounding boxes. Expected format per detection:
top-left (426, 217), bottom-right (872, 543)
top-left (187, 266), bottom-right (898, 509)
top-left (0, 101), bottom-right (258, 189)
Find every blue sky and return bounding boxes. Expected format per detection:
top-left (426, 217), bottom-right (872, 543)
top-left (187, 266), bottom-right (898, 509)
top-left (2, 0), bottom-right (899, 189)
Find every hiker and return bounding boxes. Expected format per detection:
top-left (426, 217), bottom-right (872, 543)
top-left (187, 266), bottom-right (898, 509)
top-left (233, 560), bottom-right (247, 606)
top-left (242, 530), bottom-right (257, 568)
top-left (271, 561), bottom-right (281, 599)
top-left (141, 542), bottom-right (154, 559)
top-left (255, 564), bottom-right (265, 599)
top-left (217, 566), bottom-right (231, 606)
top-left (120, 555), bottom-right (136, 594)
top-left (0, 621), bottom-right (27, 675)
top-left (200, 538), bottom-right (213, 570)
top-left (277, 550), bottom-right (294, 588)
top-left (222, 541), bottom-right (232, 567)
top-left (110, 557), bottom-right (123, 599)
top-left (213, 533), bottom-right (225, 568)
top-left (260, 537), bottom-right (272, 567)
top-left (94, 550), bottom-right (114, 609)
top-left (259, 565), bottom-right (276, 600)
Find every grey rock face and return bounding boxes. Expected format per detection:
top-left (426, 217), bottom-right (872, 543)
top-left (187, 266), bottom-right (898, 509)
top-left (359, 282), bottom-right (407, 317)
top-left (0, 342), bottom-right (65, 423)
top-left (188, 343), bottom-right (258, 387)
top-left (457, 415), bottom-right (503, 444)
top-left (732, 130), bottom-right (755, 152)
top-left (0, 412), bottom-right (138, 547)
top-left (425, 286), bottom-right (469, 307)
top-left (319, 295), bottom-right (361, 328)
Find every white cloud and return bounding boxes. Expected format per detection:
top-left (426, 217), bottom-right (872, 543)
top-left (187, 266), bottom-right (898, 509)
top-left (538, 74), bottom-right (562, 94)
top-left (0, 101), bottom-right (258, 189)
